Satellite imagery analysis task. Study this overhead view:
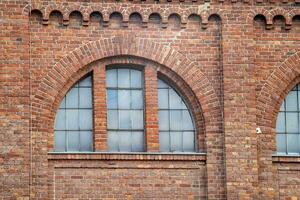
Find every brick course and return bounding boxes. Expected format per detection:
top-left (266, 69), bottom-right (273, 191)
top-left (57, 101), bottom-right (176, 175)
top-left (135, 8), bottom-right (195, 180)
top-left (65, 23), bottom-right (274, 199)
top-left (1, 0), bottom-right (300, 199)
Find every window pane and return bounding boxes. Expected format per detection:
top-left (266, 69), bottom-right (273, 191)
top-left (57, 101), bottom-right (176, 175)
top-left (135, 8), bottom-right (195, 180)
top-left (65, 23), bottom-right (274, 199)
top-left (159, 110), bottom-right (169, 131)
top-left (159, 132), bottom-right (170, 152)
top-left (131, 131), bottom-right (144, 152)
top-left (276, 134), bottom-right (286, 154)
top-left (66, 109), bottom-right (79, 130)
top-left (131, 90), bottom-right (143, 109)
top-left (79, 88), bottom-right (92, 108)
top-left (107, 131), bottom-right (118, 152)
top-left (67, 131), bottom-right (80, 151)
top-left (106, 69), bottom-right (117, 87)
top-left (59, 98), bottom-right (66, 109)
top-left (119, 110), bottom-right (131, 129)
top-left (183, 131), bottom-right (195, 152)
top-left (130, 70), bottom-right (142, 88)
top-left (157, 79), bottom-right (168, 89)
top-left (118, 131), bottom-right (131, 152)
top-left (55, 109), bottom-right (65, 130)
top-left (66, 87), bottom-right (78, 108)
top-left (80, 131), bottom-right (92, 151)
top-left (170, 131), bottom-right (182, 152)
top-left (170, 110), bottom-right (182, 130)
top-left (107, 110), bottom-right (118, 129)
top-left (55, 131), bottom-right (66, 152)
top-left (286, 91), bottom-right (298, 111)
top-left (118, 90), bottom-right (130, 109)
top-left (276, 112), bottom-right (285, 133)
top-left (118, 69), bottom-right (130, 88)
top-left (79, 76), bottom-right (92, 87)
top-left (158, 89), bottom-right (168, 109)
top-left (131, 110), bottom-right (144, 129)
top-left (79, 109), bottom-right (92, 130)
top-left (279, 101), bottom-right (285, 111)
top-left (182, 110), bottom-right (194, 130)
top-left (169, 89), bottom-right (182, 109)
top-left (286, 113), bottom-right (298, 133)
top-left (287, 134), bottom-right (299, 154)
top-left (107, 89), bottom-right (118, 109)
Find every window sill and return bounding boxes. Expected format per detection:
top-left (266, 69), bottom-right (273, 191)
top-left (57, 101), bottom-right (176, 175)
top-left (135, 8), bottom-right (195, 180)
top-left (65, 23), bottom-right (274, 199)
top-left (48, 152), bottom-right (206, 161)
top-left (272, 154), bottom-right (300, 163)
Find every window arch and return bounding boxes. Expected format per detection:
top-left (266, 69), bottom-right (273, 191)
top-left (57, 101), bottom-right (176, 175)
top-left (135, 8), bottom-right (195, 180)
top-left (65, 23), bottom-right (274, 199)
top-left (276, 84), bottom-right (300, 155)
top-left (54, 75), bottom-right (93, 152)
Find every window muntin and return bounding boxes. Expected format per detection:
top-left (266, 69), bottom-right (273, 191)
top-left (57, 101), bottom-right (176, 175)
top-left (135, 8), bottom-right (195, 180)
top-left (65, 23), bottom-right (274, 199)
top-left (54, 76), bottom-right (93, 152)
top-left (158, 79), bottom-right (195, 152)
top-left (276, 84), bottom-right (300, 155)
top-left (106, 68), bottom-right (144, 152)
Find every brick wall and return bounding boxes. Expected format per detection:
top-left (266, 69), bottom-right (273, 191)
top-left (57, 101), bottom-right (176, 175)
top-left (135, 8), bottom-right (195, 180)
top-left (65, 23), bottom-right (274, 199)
top-left (2, 0), bottom-right (300, 199)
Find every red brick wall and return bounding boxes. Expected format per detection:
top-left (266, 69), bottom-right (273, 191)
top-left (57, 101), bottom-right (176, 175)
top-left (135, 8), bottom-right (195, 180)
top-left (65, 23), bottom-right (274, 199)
top-left (2, 0), bottom-right (300, 199)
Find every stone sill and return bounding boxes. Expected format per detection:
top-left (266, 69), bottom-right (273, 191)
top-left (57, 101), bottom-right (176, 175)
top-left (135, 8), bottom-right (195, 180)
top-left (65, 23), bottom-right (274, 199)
top-left (272, 154), bottom-right (300, 163)
top-left (48, 152), bottom-right (206, 161)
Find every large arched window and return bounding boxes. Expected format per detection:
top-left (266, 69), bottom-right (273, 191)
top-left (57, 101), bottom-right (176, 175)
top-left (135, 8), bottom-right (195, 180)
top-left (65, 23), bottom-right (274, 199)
top-left (54, 75), bottom-right (93, 152)
top-left (158, 79), bottom-right (195, 152)
top-left (276, 84), bottom-right (300, 155)
top-left (53, 65), bottom-right (199, 153)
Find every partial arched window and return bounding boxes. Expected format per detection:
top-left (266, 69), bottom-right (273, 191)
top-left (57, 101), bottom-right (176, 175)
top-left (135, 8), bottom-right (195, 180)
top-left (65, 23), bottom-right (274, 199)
top-left (158, 79), bottom-right (195, 152)
top-left (276, 84), bottom-right (300, 155)
top-left (106, 68), bottom-right (144, 152)
top-left (54, 75), bottom-right (93, 152)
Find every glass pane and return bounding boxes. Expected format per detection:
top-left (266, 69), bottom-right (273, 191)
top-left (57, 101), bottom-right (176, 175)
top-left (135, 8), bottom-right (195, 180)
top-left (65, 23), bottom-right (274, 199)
top-left (287, 134), bottom-right (299, 154)
top-left (107, 131), bottom-right (118, 152)
top-left (170, 110), bottom-right (182, 130)
top-left (130, 70), bottom-right (142, 88)
top-left (131, 110), bottom-right (144, 129)
top-left (159, 110), bottom-right (169, 131)
top-left (79, 88), bottom-right (92, 108)
top-left (79, 109), bottom-right (92, 130)
top-left (118, 131), bottom-right (131, 152)
top-left (66, 109), bottom-right (79, 130)
top-left (169, 89), bottom-right (182, 109)
top-left (55, 131), bottom-right (66, 152)
top-left (286, 91), bottom-right (298, 111)
top-left (59, 98), bottom-right (66, 109)
top-left (107, 110), bottom-right (118, 129)
top-left (279, 101), bottom-right (285, 111)
top-left (131, 131), bottom-right (144, 152)
top-left (67, 131), bottom-right (80, 151)
top-left (276, 134), bottom-right (286, 154)
top-left (55, 109), bottom-right (65, 130)
top-left (183, 131), bottom-right (195, 152)
top-left (158, 89), bottom-right (168, 109)
top-left (131, 90), bottom-right (143, 109)
top-left (286, 113), bottom-right (298, 133)
top-left (119, 110), bottom-right (131, 129)
top-left (118, 69), bottom-right (130, 88)
top-left (159, 132), bottom-right (170, 152)
top-left (79, 76), bottom-right (92, 87)
top-left (170, 131), bottom-right (182, 152)
top-left (80, 131), bottom-right (92, 151)
top-left (66, 87), bottom-right (79, 108)
top-left (118, 90), bottom-right (130, 109)
top-left (276, 112), bottom-right (285, 133)
top-left (107, 90), bottom-right (118, 109)
top-left (106, 69), bottom-right (117, 87)
top-left (182, 110), bottom-right (194, 130)
top-left (157, 79), bottom-right (168, 89)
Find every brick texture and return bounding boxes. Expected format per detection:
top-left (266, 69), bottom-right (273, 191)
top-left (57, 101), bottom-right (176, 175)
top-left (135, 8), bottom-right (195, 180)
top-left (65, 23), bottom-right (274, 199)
top-left (2, 0), bottom-right (300, 199)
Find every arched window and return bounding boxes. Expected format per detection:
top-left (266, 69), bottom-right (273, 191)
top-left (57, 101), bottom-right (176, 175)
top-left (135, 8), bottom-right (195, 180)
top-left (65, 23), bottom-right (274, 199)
top-left (276, 84), bottom-right (300, 155)
top-left (158, 79), bottom-right (195, 152)
top-left (106, 68), bottom-right (144, 152)
top-left (54, 75), bottom-right (93, 152)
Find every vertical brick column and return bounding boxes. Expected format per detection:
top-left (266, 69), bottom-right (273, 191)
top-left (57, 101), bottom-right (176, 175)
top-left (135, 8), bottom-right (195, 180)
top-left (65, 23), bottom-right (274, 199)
top-left (93, 64), bottom-right (107, 151)
top-left (144, 65), bottom-right (159, 152)
top-left (222, 9), bottom-right (259, 199)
